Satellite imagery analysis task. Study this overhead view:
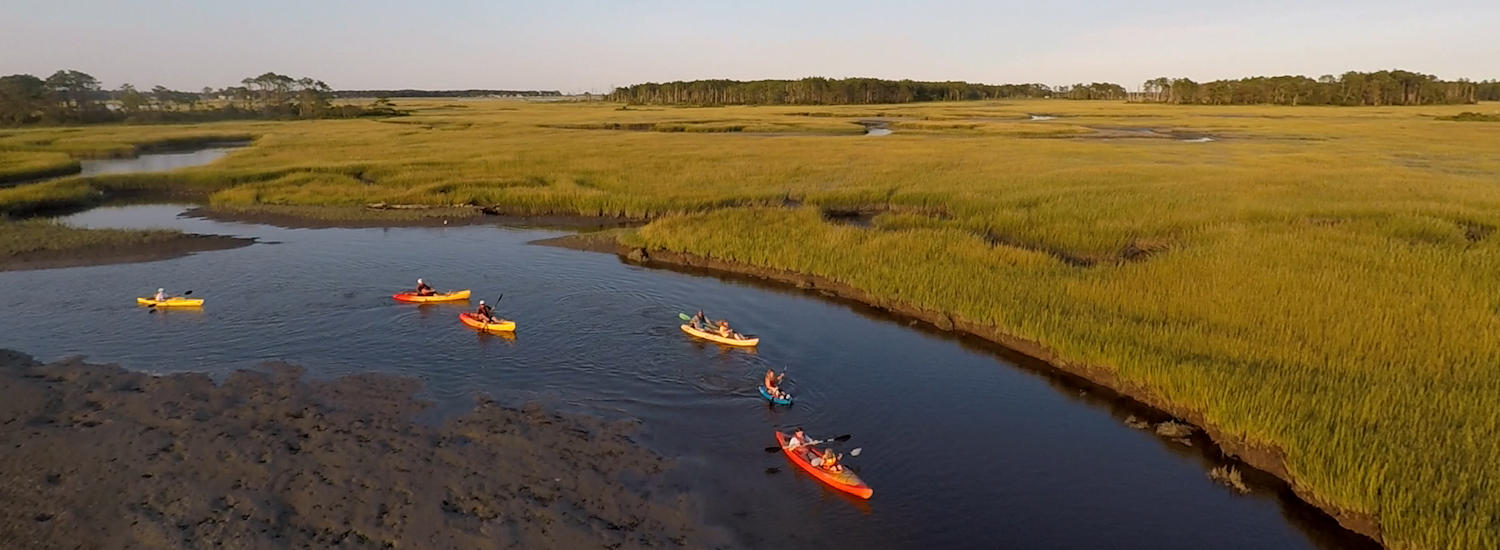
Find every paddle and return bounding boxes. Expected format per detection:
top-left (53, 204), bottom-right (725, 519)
top-left (147, 290), bottom-right (192, 314)
top-left (763, 433), bottom-right (852, 453)
top-left (474, 294), bottom-right (503, 324)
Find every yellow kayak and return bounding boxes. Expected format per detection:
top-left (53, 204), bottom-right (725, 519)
top-left (680, 324), bottom-right (760, 347)
top-left (136, 297), bottom-right (204, 307)
top-left (460, 312), bottom-right (516, 333)
top-left (393, 289), bottom-right (471, 303)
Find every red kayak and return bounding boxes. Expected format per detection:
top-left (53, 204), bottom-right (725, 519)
top-left (776, 431), bottom-right (873, 499)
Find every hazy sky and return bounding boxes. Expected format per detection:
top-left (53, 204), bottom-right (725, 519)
top-left (2, 0), bottom-right (1495, 93)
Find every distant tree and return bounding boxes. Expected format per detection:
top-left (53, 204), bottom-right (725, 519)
top-left (44, 69), bottom-right (102, 120)
top-left (0, 74), bottom-right (49, 126)
top-left (118, 83), bottom-right (147, 113)
top-left (295, 77), bottom-right (331, 117)
top-left (367, 97), bottom-right (401, 116)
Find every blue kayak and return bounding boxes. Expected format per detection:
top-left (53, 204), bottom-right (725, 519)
top-left (759, 385), bottom-right (793, 405)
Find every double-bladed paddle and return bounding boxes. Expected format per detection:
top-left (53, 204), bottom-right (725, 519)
top-left (762, 433), bottom-right (852, 453)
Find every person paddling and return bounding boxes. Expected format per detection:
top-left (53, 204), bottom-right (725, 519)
top-left (717, 320), bottom-right (737, 339)
top-left (785, 428), bottom-right (814, 452)
top-left (475, 300), bottom-right (496, 322)
top-left (415, 278), bottom-right (436, 296)
top-left (763, 369), bottom-right (787, 399)
top-left (153, 288), bottom-right (167, 302)
top-left (690, 310), bottom-right (708, 330)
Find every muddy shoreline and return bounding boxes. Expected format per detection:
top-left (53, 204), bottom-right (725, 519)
top-left (535, 232), bottom-right (1384, 546)
top-left (0, 350), bottom-right (722, 549)
top-left (0, 234), bottom-right (254, 273)
top-left (184, 206), bottom-right (641, 231)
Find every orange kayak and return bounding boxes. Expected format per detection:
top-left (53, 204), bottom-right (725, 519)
top-left (680, 324), bottom-right (759, 347)
top-left (776, 432), bottom-right (872, 499)
top-left (459, 312), bottom-right (516, 333)
top-left (393, 289), bottom-right (471, 303)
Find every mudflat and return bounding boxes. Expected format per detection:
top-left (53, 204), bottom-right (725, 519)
top-left (0, 350), bottom-right (718, 549)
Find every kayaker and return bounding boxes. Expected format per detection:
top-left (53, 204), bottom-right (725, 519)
top-left (415, 279), bottom-right (436, 296)
top-left (786, 428), bottom-right (814, 451)
top-left (153, 288), bottom-right (167, 302)
top-left (763, 369), bottom-right (786, 398)
top-left (690, 310), bottom-right (708, 330)
top-left (476, 300), bottom-right (495, 322)
top-left (717, 320), bottom-right (734, 338)
top-left (814, 448), bottom-right (844, 472)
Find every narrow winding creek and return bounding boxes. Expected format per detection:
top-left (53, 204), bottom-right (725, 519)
top-left (0, 200), bottom-right (1376, 549)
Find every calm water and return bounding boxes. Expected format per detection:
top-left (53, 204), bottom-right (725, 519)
top-left (0, 205), bottom-right (1374, 549)
top-left (78, 142), bottom-right (246, 176)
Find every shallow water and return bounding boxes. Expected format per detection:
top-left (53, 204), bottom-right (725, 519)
top-left (0, 205), bottom-right (1374, 549)
top-left (78, 143), bottom-right (246, 176)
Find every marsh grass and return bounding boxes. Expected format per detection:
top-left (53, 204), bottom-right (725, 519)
top-left (1210, 465), bottom-right (1250, 494)
top-left (0, 151), bottom-right (79, 184)
top-left (0, 218), bottom-right (183, 257)
top-left (3, 99), bottom-right (1500, 548)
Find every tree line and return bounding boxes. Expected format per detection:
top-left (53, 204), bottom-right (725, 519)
top-left (608, 78), bottom-right (1071, 105)
top-left (0, 70), bottom-right (404, 126)
top-left (331, 89), bottom-right (561, 99)
top-left (611, 71), bottom-right (1491, 106)
top-left (1137, 70), bottom-right (1483, 106)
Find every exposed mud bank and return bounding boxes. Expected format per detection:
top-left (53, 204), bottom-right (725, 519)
top-left (535, 233), bottom-right (1384, 546)
top-left (0, 350), bottom-right (722, 549)
top-left (0, 234), bottom-right (253, 273)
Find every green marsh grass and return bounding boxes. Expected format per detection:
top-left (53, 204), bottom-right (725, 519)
top-left (3, 99), bottom-right (1499, 548)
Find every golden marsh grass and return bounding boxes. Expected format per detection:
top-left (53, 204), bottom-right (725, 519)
top-left (2, 99), bottom-right (1499, 548)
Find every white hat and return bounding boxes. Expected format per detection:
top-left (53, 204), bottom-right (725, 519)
top-left (158, 288), bottom-right (164, 292)
top-left (417, 278), bottom-right (423, 283)
top-left (479, 300), bottom-right (486, 304)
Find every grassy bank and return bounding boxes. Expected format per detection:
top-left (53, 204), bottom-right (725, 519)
top-left (3, 99), bottom-right (1499, 548)
top-left (0, 218), bottom-right (253, 272)
top-left (0, 151), bottom-right (79, 184)
top-left (0, 219), bottom-right (184, 257)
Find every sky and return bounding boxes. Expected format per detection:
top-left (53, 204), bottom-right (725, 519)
top-left (2, 0), bottom-right (1495, 93)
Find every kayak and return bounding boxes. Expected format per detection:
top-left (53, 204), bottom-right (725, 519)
top-left (759, 385), bottom-right (793, 405)
top-left (459, 312), bottom-right (516, 333)
top-left (136, 297), bottom-right (204, 307)
top-left (680, 324), bottom-right (759, 347)
top-left (775, 431), bottom-right (872, 499)
top-left (393, 289), bottom-right (471, 303)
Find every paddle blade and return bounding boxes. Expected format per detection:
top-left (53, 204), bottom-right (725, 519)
top-left (849, 448), bottom-right (862, 456)
top-left (832, 434), bottom-right (852, 442)
top-left (678, 313), bottom-right (693, 321)
top-left (764, 446), bottom-right (782, 453)
top-left (765, 467), bottom-right (781, 474)
top-left (182, 290), bottom-right (193, 296)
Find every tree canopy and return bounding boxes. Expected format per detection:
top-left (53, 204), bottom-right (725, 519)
top-left (0, 69), bottom-right (407, 126)
top-left (608, 78), bottom-right (1059, 105)
top-left (1139, 70), bottom-right (1480, 106)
